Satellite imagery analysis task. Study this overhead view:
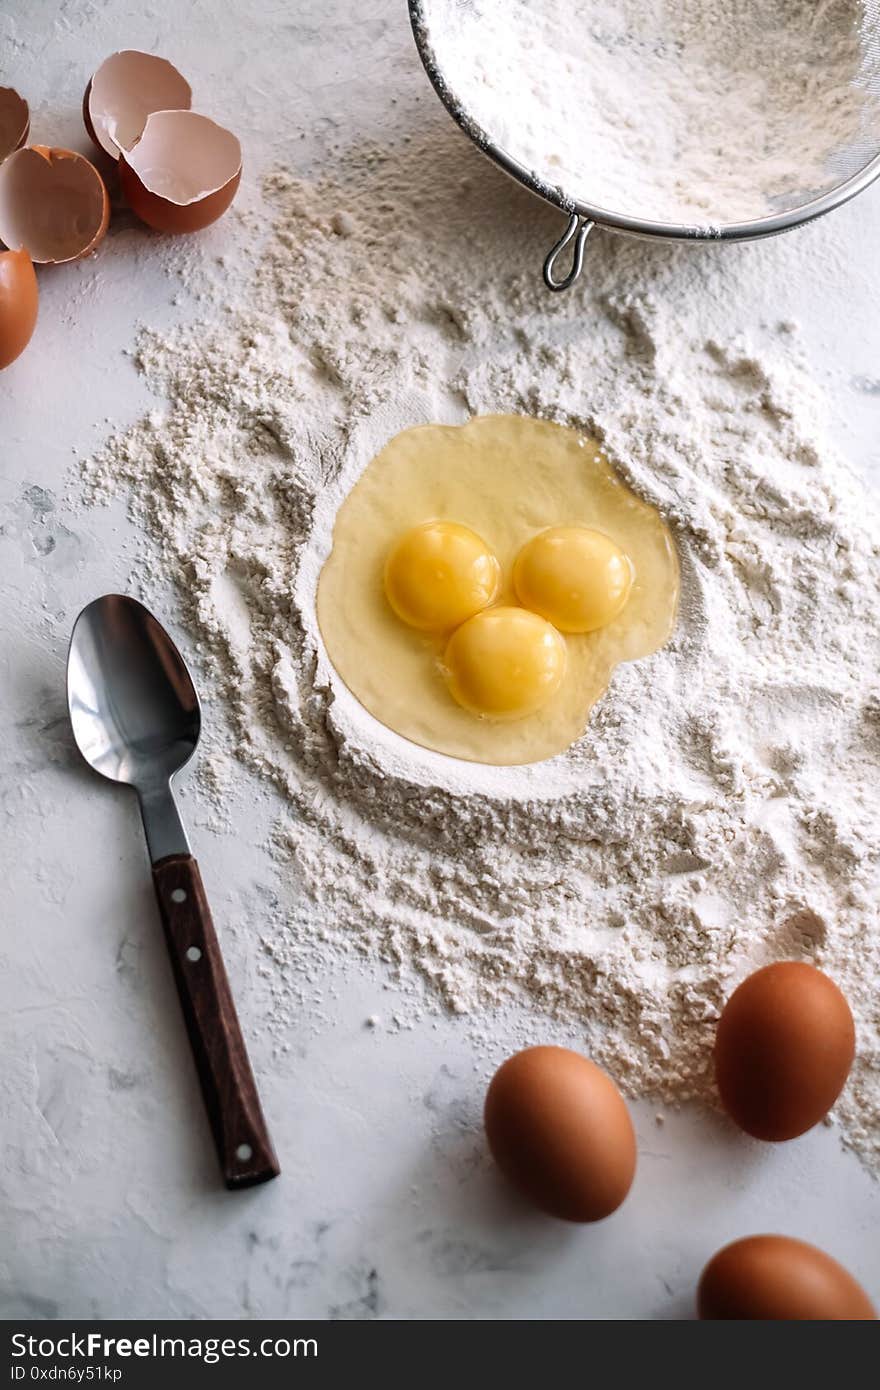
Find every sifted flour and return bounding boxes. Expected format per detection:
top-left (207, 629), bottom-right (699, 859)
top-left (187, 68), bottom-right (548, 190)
top-left (419, 0), bottom-right (879, 226)
top-left (82, 131), bottom-right (880, 1166)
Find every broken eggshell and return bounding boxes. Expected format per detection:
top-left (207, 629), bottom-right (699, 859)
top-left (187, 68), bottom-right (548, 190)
top-left (83, 50), bottom-right (192, 160)
top-left (119, 110), bottom-right (241, 233)
top-left (0, 146), bottom-right (109, 264)
top-left (0, 248), bottom-right (38, 369)
top-left (0, 86), bottom-right (30, 163)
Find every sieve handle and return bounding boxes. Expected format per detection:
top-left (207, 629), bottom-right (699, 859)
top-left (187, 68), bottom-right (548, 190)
top-left (543, 213), bottom-right (594, 291)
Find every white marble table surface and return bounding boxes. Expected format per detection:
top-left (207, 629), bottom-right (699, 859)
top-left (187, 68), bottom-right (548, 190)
top-left (1, 0), bottom-right (878, 1320)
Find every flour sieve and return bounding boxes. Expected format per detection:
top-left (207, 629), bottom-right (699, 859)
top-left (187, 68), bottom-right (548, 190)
top-left (409, 0), bottom-right (880, 289)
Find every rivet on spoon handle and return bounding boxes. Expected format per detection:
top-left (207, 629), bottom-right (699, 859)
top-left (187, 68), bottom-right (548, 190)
top-left (153, 853), bottom-right (280, 1189)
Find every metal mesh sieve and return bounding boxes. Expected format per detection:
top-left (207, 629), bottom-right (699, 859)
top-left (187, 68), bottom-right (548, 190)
top-left (409, 0), bottom-right (880, 289)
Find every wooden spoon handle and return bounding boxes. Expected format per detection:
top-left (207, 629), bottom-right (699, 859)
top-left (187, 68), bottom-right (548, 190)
top-left (152, 853), bottom-right (280, 1189)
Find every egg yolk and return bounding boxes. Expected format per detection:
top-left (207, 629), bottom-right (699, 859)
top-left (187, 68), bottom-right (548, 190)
top-left (443, 606), bottom-right (567, 719)
top-left (384, 521), bottom-right (501, 632)
top-left (513, 526), bottom-right (634, 633)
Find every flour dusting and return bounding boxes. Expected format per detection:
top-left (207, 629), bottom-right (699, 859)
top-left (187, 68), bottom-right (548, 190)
top-left (82, 131), bottom-right (880, 1166)
top-left (418, 0), bottom-right (879, 226)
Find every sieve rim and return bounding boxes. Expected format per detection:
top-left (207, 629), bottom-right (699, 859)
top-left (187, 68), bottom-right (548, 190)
top-left (408, 0), bottom-right (880, 245)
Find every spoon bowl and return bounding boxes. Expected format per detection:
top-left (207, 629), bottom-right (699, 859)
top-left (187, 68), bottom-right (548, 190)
top-left (68, 593), bottom-right (200, 789)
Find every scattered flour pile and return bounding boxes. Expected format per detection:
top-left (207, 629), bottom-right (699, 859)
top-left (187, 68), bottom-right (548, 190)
top-left (82, 131), bottom-right (880, 1166)
top-left (418, 0), bottom-right (878, 225)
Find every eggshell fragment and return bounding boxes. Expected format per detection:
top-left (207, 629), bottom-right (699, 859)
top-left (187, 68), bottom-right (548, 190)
top-left (698, 1235), bottom-right (876, 1320)
top-left (714, 961), bottom-right (855, 1141)
top-left (484, 1045), bottom-right (636, 1222)
top-left (119, 110), bottom-right (241, 233)
top-left (0, 248), bottom-right (38, 369)
top-left (84, 50), bottom-right (192, 160)
top-left (0, 146), bottom-right (109, 265)
top-left (0, 86), bottom-right (29, 163)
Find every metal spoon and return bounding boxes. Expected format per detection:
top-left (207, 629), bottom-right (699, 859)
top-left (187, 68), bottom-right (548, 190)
top-left (67, 593), bottom-right (280, 1189)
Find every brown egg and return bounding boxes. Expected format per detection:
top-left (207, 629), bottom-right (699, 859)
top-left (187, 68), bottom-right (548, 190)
top-left (0, 248), bottom-right (38, 369)
top-left (119, 110), bottom-right (241, 233)
top-left (484, 1045), bottom-right (636, 1222)
top-left (0, 86), bottom-right (29, 163)
top-left (0, 146), bottom-right (109, 264)
top-left (714, 961), bottom-right (854, 1141)
top-left (84, 50), bottom-right (192, 160)
top-left (698, 1235), bottom-right (876, 1320)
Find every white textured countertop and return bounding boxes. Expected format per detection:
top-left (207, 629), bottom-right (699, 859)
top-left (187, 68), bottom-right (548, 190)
top-left (1, 0), bottom-right (878, 1320)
